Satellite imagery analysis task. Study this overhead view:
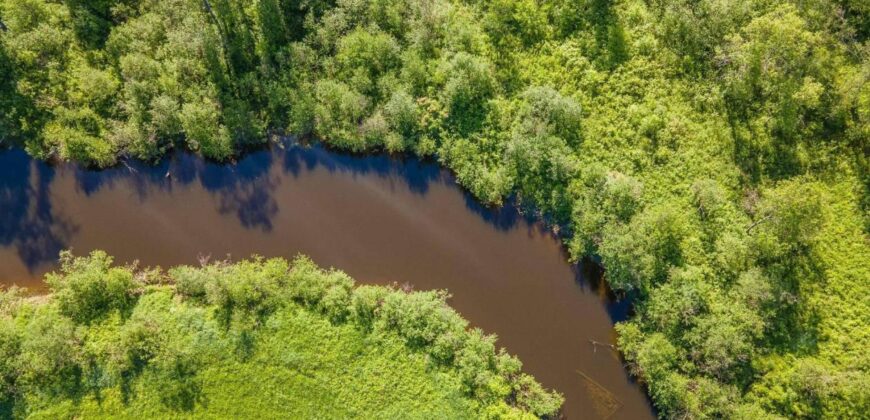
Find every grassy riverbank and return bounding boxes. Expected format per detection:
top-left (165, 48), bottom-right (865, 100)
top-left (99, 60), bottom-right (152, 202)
top-left (1, 0), bottom-right (867, 417)
top-left (0, 252), bottom-right (561, 418)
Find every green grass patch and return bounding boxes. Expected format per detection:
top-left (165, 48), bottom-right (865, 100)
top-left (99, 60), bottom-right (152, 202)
top-left (0, 253), bottom-right (561, 419)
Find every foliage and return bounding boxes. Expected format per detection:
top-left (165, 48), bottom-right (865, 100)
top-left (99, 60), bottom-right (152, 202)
top-left (0, 0), bottom-right (867, 417)
top-left (0, 252), bottom-right (562, 419)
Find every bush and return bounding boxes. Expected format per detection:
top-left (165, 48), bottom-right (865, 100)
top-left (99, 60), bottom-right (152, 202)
top-left (45, 250), bottom-right (138, 324)
top-left (0, 253), bottom-right (562, 417)
top-left (180, 100), bottom-right (233, 161)
top-left (313, 79), bottom-right (370, 151)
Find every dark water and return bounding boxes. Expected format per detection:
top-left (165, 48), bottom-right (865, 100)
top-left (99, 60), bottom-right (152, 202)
top-left (0, 142), bottom-right (653, 419)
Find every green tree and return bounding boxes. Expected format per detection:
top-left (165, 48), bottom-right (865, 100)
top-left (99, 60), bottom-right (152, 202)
top-left (439, 52), bottom-right (497, 135)
top-left (599, 203), bottom-right (692, 293)
top-left (720, 5), bottom-right (837, 178)
top-left (45, 250), bottom-right (138, 324)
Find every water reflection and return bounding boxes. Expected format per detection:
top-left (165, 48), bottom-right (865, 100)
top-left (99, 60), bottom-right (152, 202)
top-left (1, 141), bottom-right (457, 270)
top-left (0, 140), bottom-right (654, 419)
top-left (0, 150), bottom-right (75, 271)
top-left (282, 144), bottom-right (443, 196)
top-left (0, 139), bottom-right (627, 318)
top-left (573, 258), bottom-right (633, 324)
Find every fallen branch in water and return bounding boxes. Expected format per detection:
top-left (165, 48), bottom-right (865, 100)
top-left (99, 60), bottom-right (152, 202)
top-left (589, 339), bottom-right (616, 353)
top-left (121, 159), bottom-right (137, 173)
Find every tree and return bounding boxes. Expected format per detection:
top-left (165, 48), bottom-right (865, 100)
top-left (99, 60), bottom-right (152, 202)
top-left (685, 300), bottom-right (763, 381)
top-left (599, 203), bottom-right (692, 293)
top-left (180, 100), bottom-right (233, 160)
top-left (335, 28), bottom-right (401, 99)
top-left (504, 86), bottom-right (584, 220)
top-left (750, 179), bottom-right (825, 257)
top-left (16, 307), bottom-right (81, 397)
top-left (568, 166), bottom-right (643, 258)
top-left (720, 5), bottom-right (836, 178)
top-left (439, 52), bottom-right (497, 135)
top-left (45, 250), bottom-right (138, 324)
top-left (505, 131), bottom-right (577, 220)
top-left (383, 90), bottom-right (419, 138)
top-left (643, 266), bottom-right (712, 337)
top-left (514, 86), bottom-right (583, 147)
top-left (313, 79), bottom-right (370, 151)
top-left (482, 0), bottom-right (551, 51)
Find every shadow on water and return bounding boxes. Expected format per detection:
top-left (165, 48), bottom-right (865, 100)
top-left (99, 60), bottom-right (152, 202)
top-left (573, 258), bottom-right (632, 324)
top-left (0, 139), bottom-right (557, 270)
top-left (0, 138), bottom-right (536, 274)
top-left (284, 141), bottom-right (527, 232)
top-left (0, 150), bottom-right (76, 272)
top-left (572, 256), bottom-right (656, 412)
top-left (462, 193), bottom-right (524, 232)
top-left (1, 140), bottom-right (628, 305)
top-left (0, 141), bottom-right (656, 419)
top-left (282, 141), bottom-right (443, 196)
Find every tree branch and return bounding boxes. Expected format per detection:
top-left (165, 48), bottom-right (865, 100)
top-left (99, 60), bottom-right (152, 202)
top-left (746, 213), bottom-right (773, 234)
top-left (589, 339), bottom-right (616, 353)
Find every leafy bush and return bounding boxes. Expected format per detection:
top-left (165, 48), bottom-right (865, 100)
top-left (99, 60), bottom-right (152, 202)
top-left (0, 253), bottom-right (562, 418)
top-left (45, 250), bottom-right (138, 324)
top-left (1, 0), bottom-right (867, 417)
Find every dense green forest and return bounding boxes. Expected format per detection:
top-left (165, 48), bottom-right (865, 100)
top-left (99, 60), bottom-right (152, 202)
top-left (0, 0), bottom-right (867, 418)
top-left (0, 251), bottom-right (561, 418)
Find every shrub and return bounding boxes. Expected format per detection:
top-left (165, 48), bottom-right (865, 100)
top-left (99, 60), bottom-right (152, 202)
top-left (45, 250), bottom-right (138, 324)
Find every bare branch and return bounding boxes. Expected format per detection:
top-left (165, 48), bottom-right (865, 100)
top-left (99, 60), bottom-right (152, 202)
top-left (589, 339), bottom-right (616, 353)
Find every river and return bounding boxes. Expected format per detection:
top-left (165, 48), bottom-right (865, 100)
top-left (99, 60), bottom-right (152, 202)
top-left (0, 141), bottom-right (653, 419)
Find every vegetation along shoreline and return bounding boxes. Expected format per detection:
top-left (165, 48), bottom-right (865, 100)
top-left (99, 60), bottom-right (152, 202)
top-left (0, 0), bottom-right (867, 417)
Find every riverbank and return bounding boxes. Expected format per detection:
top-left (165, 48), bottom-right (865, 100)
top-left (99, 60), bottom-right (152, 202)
top-left (0, 143), bottom-right (655, 418)
top-left (2, 0), bottom-right (867, 417)
top-left (0, 251), bottom-right (562, 418)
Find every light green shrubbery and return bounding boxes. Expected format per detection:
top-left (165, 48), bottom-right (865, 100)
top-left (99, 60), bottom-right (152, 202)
top-left (0, 0), bottom-right (867, 417)
top-left (0, 252), bottom-right (562, 419)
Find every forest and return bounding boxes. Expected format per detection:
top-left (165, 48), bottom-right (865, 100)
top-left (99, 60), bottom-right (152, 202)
top-left (0, 0), bottom-right (867, 418)
top-left (0, 251), bottom-right (561, 418)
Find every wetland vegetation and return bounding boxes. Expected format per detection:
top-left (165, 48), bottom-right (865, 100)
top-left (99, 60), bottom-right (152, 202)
top-left (0, 0), bottom-right (868, 418)
top-left (0, 252), bottom-right (562, 418)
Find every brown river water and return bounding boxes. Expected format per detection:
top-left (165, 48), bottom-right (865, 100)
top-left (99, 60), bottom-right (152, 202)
top-left (0, 142), bottom-right (653, 419)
